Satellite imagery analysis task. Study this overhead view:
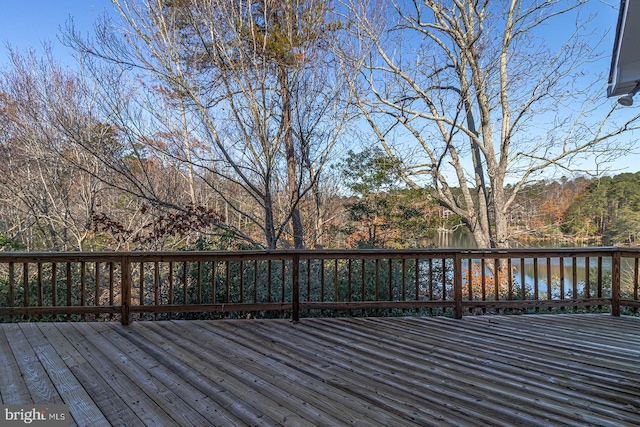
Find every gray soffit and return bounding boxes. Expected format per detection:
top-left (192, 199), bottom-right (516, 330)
top-left (608, 0), bottom-right (640, 97)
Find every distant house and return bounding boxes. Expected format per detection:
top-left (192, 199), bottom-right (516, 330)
top-left (507, 201), bottom-right (527, 225)
top-left (438, 206), bottom-right (455, 220)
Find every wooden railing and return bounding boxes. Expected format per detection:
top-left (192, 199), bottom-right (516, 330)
top-left (1, 247), bottom-right (639, 324)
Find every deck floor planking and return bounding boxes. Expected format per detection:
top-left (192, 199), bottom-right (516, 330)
top-left (0, 314), bottom-right (638, 426)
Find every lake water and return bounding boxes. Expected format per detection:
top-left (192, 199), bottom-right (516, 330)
top-left (423, 229), bottom-right (584, 249)
top-left (425, 230), bottom-right (617, 297)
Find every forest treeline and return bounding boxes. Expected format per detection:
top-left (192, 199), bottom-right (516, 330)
top-left (0, 119), bottom-right (636, 251)
top-left (1, 0), bottom-right (639, 251)
top-left (509, 172), bottom-right (640, 246)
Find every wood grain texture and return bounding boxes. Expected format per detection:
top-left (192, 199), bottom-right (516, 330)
top-left (0, 325), bottom-right (31, 404)
top-left (18, 323), bottom-right (106, 427)
top-left (3, 323), bottom-right (64, 405)
top-left (0, 314), bottom-right (639, 426)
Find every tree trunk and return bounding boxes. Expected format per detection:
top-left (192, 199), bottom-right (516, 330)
top-left (264, 188), bottom-right (277, 249)
top-left (492, 184), bottom-right (510, 248)
top-left (279, 65), bottom-right (304, 249)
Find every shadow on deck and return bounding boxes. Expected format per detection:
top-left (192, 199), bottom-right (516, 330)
top-left (1, 314), bottom-right (639, 426)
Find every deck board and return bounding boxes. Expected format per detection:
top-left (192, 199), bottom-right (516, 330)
top-left (143, 321), bottom-right (351, 426)
top-left (3, 323), bottom-right (65, 405)
top-left (117, 322), bottom-right (277, 426)
top-left (90, 322), bottom-right (244, 426)
top-left (62, 323), bottom-right (177, 426)
top-left (18, 323), bottom-right (103, 427)
top-left (36, 323), bottom-right (144, 426)
top-left (1, 314), bottom-right (639, 426)
top-left (178, 320), bottom-right (415, 426)
top-left (0, 325), bottom-right (31, 404)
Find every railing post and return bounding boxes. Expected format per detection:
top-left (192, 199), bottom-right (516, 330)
top-left (611, 250), bottom-right (621, 317)
top-left (453, 253), bottom-right (463, 319)
top-left (121, 256), bottom-right (132, 325)
top-left (292, 253), bottom-right (300, 323)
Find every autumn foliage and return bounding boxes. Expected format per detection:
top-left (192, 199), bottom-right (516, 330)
top-left (462, 261), bottom-right (516, 301)
top-left (92, 204), bottom-right (224, 248)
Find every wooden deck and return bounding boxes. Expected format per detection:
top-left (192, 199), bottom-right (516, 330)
top-left (1, 315), bottom-right (639, 426)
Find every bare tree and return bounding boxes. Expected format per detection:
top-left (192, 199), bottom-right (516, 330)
top-left (0, 49), bottom-right (109, 251)
top-left (0, 46), bottom-right (217, 251)
top-left (344, 0), bottom-right (640, 248)
top-left (65, 0), bottom-right (350, 249)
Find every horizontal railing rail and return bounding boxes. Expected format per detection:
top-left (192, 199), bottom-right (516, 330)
top-left (0, 247), bottom-right (639, 324)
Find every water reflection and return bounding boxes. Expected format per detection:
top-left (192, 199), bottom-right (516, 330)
top-left (509, 257), bottom-right (610, 298)
top-left (422, 229), bottom-right (477, 248)
top-left (423, 229), bottom-right (586, 250)
top-left (424, 230), bottom-right (620, 298)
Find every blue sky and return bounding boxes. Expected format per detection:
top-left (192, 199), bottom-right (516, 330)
top-left (0, 1), bottom-right (621, 68)
top-left (0, 0), bottom-right (114, 66)
top-left (0, 0), bottom-right (637, 176)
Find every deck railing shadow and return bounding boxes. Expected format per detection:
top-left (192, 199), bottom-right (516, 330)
top-left (1, 247), bottom-right (639, 324)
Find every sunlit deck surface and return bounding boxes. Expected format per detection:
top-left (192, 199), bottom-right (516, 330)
top-left (1, 314), bottom-right (639, 426)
